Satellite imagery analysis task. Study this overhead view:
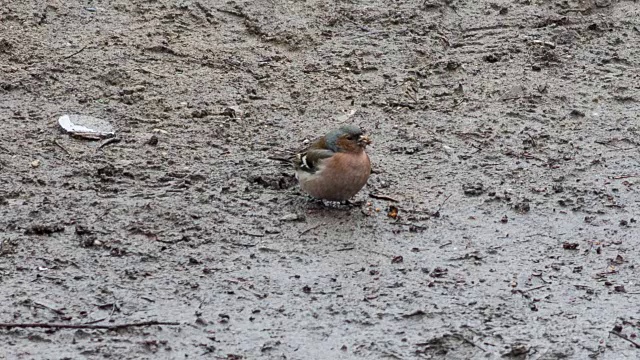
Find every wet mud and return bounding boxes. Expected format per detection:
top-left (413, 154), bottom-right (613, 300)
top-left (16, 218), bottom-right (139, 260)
top-left (1, 0), bottom-right (639, 359)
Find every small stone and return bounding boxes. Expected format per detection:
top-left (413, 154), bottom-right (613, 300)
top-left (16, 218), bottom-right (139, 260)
top-left (280, 213), bottom-right (304, 222)
top-left (463, 182), bottom-right (485, 196)
top-left (483, 53), bottom-right (501, 63)
top-left (264, 227), bottom-right (281, 234)
top-left (570, 109), bottom-right (586, 117)
top-left (146, 135), bottom-right (159, 146)
top-left (31, 159), bottom-right (40, 168)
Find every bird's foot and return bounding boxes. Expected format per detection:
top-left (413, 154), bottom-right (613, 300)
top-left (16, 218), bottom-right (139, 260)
top-left (341, 199), bottom-right (365, 207)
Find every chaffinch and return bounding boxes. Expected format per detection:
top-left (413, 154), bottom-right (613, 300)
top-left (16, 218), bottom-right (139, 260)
top-left (291, 125), bottom-right (372, 202)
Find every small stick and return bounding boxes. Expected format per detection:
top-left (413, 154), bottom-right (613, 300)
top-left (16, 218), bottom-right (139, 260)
top-left (452, 334), bottom-right (486, 352)
top-left (532, 273), bottom-right (552, 284)
top-left (230, 242), bottom-right (256, 248)
top-left (33, 301), bottom-right (65, 315)
top-left (239, 286), bottom-right (266, 299)
top-left (609, 330), bottom-right (640, 349)
top-left (61, 45), bottom-right (88, 60)
top-left (299, 223), bottom-right (325, 235)
top-left (98, 137), bottom-right (121, 150)
top-left (391, 222), bottom-right (428, 230)
top-left (522, 285), bottom-right (546, 292)
top-left (610, 174), bottom-right (638, 180)
top-left (341, 15), bottom-right (372, 32)
top-left (369, 193), bottom-right (399, 202)
top-left (195, 1), bottom-right (213, 18)
top-left (214, 7), bottom-right (246, 18)
top-left (52, 139), bottom-right (71, 156)
top-left (126, 115), bottom-right (159, 124)
top-left (136, 67), bottom-right (166, 78)
top-left (83, 318), bottom-right (107, 325)
top-left (433, 194), bottom-right (452, 215)
top-left (0, 320), bottom-right (179, 330)
top-left (336, 247), bottom-right (355, 252)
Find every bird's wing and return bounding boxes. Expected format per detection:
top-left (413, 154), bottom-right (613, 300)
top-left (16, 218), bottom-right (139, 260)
top-left (293, 148), bottom-right (335, 173)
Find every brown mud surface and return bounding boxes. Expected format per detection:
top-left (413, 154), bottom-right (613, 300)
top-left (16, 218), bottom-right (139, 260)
top-left (1, 0), bottom-right (640, 359)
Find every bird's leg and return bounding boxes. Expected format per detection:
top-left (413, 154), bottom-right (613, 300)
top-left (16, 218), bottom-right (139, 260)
top-left (342, 199), bottom-right (365, 207)
top-left (304, 196), bottom-right (326, 207)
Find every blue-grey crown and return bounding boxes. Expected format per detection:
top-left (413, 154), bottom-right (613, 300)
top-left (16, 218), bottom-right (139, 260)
top-left (324, 125), bottom-right (363, 152)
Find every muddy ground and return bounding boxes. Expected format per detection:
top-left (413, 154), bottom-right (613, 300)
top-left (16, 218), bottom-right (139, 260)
top-left (1, 0), bottom-right (640, 359)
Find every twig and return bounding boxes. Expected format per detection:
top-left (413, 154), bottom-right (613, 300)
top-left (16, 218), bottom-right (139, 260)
top-left (83, 318), bottom-right (107, 325)
top-left (61, 45), bottom-right (88, 60)
top-left (522, 285), bottom-right (546, 292)
top-left (609, 330), bottom-right (640, 349)
top-left (349, 29), bottom-right (391, 40)
top-left (239, 286), bottom-right (266, 299)
top-left (0, 320), bottom-right (179, 330)
top-left (610, 174), bottom-right (639, 180)
top-left (230, 242), bottom-right (257, 248)
top-left (242, 231), bottom-right (264, 238)
top-left (391, 222), bottom-right (428, 230)
top-left (299, 222), bottom-right (325, 235)
top-left (98, 137), bottom-right (121, 150)
top-left (439, 241), bottom-right (452, 248)
top-left (135, 67), bottom-right (166, 78)
top-left (195, 1), bottom-right (214, 18)
top-left (156, 237), bottom-right (190, 245)
top-left (341, 14), bottom-right (372, 32)
top-left (452, 334), bottom-right (487, 352)
top-left (52, 139), bottom-right (71, 156)
top-left (454, 131), bottom-right (487, 142)
top-left (127, 115), bottom-right (159, 124)
top-left (532, 273), bottom-right (552, 284)
top-left (434, 193), bottom-right (452, 215)
top-left (214, 7), bottom-right (246, 18)
top-left (336, 247), bottom-right (355, 252)
top-left (369, 193), bottom-right (400, 202)
top-left (33, 301), bottom-right (65, 315)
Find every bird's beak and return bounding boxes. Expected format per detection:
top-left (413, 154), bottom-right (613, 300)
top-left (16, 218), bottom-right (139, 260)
top-left (358, 135), bottom-right (371, 146)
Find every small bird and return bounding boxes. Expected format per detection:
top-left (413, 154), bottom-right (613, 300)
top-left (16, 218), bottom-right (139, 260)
top-left (291, 125), bottom-right (372, 202)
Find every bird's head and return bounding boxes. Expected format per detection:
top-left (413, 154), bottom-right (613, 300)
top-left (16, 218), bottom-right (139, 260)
top-left (324, 124), bottom-right (371, 153)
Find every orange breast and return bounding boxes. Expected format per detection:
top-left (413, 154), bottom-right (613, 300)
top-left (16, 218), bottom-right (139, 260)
top-left (298, 150), bottom-right (371, 201)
